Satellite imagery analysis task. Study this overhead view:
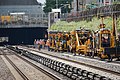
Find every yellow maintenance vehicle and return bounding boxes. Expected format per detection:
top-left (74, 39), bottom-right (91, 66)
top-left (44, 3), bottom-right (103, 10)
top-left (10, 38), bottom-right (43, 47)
top-left (48, 15), bottom-right (120, 61)
top-left (69, 29), bottom-right (93, 55)
top-left (0, 16), bottom-right (11, 25)
top-left (48, 31), bottom-right (70, 52)
top-left (48, 31), bottom-right (56, 51)
top-left (60, 32), bottom-right (70, 52)
top-left (93, 15), bottom-right (120, 61)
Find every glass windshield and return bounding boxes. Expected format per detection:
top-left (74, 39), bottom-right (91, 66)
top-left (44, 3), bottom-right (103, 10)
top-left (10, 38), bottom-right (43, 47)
top-left (78, 33), bottom-right (89, 44)
top-left (101, 33), bottom-right (110, 47)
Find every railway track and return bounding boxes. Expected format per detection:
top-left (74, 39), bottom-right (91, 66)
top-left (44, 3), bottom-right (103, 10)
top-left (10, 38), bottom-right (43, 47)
top-left (1, 48), bottom-right (60, 80)
top-left (76, 54), bottom-right (120, 65)
top-left (14, 52), bottom-right (60, 80)
top-left (19, 46), bottom-right (120, 79)
top-left (111, 61), bottom-right (120, 65)
top-left (7, 46), bottom-right (114, 80)
top-left (23, 47), bottom-right (120, 76)
top-left (1, 49), bottom-right (29, 80)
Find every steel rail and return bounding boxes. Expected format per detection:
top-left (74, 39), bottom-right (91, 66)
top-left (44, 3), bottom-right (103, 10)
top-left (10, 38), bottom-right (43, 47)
top-left (7, 48), bottom-right (60, 80)
top-left (23, 47), bottom-right (120, 77)
top-left (15, 54), bottom-right (60, 80)
top-left (1, 49), bottom-right (29, 80)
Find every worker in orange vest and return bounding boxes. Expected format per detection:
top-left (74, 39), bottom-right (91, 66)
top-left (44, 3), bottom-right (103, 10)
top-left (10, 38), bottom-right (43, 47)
top-left (46, 39), bottom-right (50, 51)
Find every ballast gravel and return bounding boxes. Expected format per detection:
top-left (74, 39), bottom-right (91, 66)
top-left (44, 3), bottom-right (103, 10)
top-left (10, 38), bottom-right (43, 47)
top-left (18, 46), bottom-right (120, 80)
top-left (0, 53), bottom-right (15, 80)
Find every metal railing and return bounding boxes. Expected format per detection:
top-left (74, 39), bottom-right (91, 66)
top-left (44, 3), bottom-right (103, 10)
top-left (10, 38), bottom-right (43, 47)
top-left (0, 14), bottom-right (48, 28)
top-left (60, 4), bottom-right (120, 21)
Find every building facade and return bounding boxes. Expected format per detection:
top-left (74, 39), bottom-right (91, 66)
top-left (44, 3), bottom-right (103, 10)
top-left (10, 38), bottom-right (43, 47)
top-left (0, 0), bottom-right (48, 27)
top-left (0, 0), bottom-right (48, 45)
top-left (71, 0), bottom-right (119, 12)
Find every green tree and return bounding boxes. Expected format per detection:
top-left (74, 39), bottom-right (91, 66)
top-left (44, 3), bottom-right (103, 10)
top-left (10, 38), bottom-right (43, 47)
top-left (43, 0), bottom-right (73, 13)
top-left (113, 1), bottom-right (120, 4)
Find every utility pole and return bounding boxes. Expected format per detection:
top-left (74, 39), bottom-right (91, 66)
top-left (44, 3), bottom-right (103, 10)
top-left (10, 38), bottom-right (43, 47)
top-left (82, 0), bottom-right (84, 11)
top-left (56, 0), bottom-right (58, 9)
top-left (76, 0), bottom-right (79, 11)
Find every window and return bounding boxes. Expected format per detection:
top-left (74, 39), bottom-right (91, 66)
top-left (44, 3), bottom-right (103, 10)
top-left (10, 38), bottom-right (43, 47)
top-left (102, 0), bottom-right (104, 3)
top-left (101, 33), bottom-right (110, 47)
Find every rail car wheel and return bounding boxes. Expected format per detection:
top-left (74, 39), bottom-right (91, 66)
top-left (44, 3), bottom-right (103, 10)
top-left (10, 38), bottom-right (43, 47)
top-left (60, 50), bottom-right (63, 53)
top-left (73, 53), bottom-right (76, 56)
top-left (78, 53), bottom-right (81, 55)
top-left (88, 52), bottom-right (93, 57)
top-left (84, 53), bottom-right (89, 56)
top-left (50, 48), bottom-right (53, 51)
top-left (49, 48), bottom-right (51, 51)
top-left (98, 54), bottom-right (105, 61)
top-left (91, 52), bottom-right (94, 58)
top-left (116, 57), bottom-right (120, 61)
top-left (54, 49), bottom-right (57, 52)
top-left (57, 50), bottom-right (60, 52)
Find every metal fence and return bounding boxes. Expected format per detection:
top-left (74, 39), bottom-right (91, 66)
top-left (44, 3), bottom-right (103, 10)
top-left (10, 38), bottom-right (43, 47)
top-left (60, 4), bottom-right (120, 21)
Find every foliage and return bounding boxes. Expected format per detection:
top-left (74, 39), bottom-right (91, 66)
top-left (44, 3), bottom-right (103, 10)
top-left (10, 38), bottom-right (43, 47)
top-left (48, 17), bottom-right (119, 32)
top-left (117, 18), bottom-right (120, 32)
top-left (43, 0), bottom-right (73, 13)
top-left (113, 1), bottom-right (120, 4)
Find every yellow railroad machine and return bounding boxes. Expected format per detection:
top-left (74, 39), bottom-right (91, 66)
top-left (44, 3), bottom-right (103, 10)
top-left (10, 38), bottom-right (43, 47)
top-left (93, 15), bottom-right (120, 61)
top-left (48, 31), bottom-right (70, 52)
top-left (48, 15), bottom-right (120, 61)
top-left (0, 16), bottom-right (11, 25)
top-left (55, 32), bottom-right (62, 51)
top-left (61, 32), bottom-right (70, 52)
top-left (48, 31), bottom-right (57, 51)
top-left (69, 29), bottom-right (93, 55)
top-left (94, 24), bottom-right (113, 59)
top-left (55, 32), bottom-right (70, 52)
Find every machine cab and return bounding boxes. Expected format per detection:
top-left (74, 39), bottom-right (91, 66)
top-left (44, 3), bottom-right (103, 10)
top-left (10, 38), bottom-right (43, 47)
top-left (96, 29), bottom-right (111, 48)
top-left (101, 32), bottom-right (111, 47)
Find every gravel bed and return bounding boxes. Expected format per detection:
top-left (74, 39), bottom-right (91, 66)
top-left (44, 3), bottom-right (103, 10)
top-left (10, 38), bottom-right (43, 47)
top-left (21, 55), bottom-right (72, 80)
top-left (41, 49), bottom-right (120, 73)
top-left (18, 46), bottom-right (120, 80)
top-left (8, 46), bottom-right (71, 80)
top-left (23, 47), bottom-right (120, 73)
top-left (0, 52), bottom-right (15, 80)
top-left (0, 47), bottom-right (14, 55)
top-left (61, 53), bottom-right (120, 73)
top-left (8, 55), bottom-right (54, 80)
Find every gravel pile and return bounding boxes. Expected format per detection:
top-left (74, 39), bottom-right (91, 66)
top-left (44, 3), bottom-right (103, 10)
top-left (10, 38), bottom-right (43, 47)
top-left (0, 55), bottom-right (15, 80)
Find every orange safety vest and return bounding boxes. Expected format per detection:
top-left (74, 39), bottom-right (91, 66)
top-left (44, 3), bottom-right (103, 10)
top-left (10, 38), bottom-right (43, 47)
top-left (46, 40), bottom-right (50, 46)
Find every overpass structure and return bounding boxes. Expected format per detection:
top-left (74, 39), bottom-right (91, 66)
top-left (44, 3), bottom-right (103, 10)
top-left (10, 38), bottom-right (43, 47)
top-left (0, 0), bottom-right (48, 45)
top-left (0, 0), bottom-right (48, 28)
